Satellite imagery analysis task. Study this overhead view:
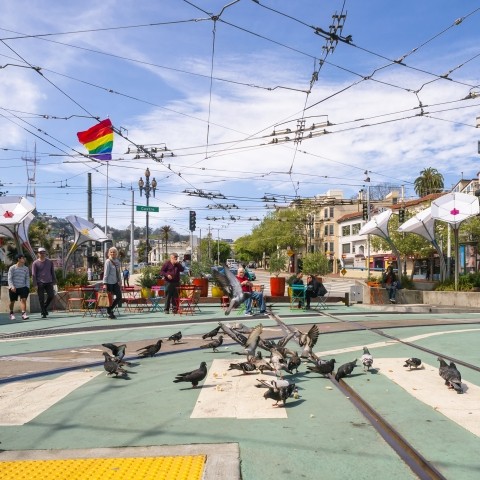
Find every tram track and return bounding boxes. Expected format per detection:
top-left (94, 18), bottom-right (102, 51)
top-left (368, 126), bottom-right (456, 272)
top-left (271, 310), bottom-right (479, 480)
top-left (317, 309), bottom-right (480, 374)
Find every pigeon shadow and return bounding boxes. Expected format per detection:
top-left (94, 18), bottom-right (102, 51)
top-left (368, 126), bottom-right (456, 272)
top-left (365, 368), bottom-right (379, 374)
top-left (109, 375), bottom-right (131, 381)
top-left (282, 398), bottom-right (306, 408)
top-left (176, 384), bottom-right (214, 391)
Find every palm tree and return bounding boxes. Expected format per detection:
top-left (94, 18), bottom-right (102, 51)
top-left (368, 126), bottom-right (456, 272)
top-left (160, 225), bottom-right (173, 259)
top-left (414, 167), bottom-right (444, 197)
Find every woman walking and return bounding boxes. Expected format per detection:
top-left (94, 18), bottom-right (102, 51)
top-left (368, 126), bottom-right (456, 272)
top-left (102, 247), bottom-right (122, 319)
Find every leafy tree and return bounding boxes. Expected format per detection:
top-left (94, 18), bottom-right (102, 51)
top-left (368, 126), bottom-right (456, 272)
top-left (235, 208), bottom-right (308, 258)
top-left (29, 219), bottom-right (56, 253)
top-left (414, 167), bottom-right (444, 197)
top-left (301, 252), bottom-right (330, 276)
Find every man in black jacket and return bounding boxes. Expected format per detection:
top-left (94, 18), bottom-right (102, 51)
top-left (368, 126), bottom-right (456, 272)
top-left (160, 253), bottom-right (184, 313)
top-left (305, 275), bottom-right (327, 309)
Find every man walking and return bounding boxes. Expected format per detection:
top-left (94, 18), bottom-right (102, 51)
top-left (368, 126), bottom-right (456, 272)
top-left (8, 253), bottom-right (30, 320)
top-left (32, 247), bottom-right (57, 318)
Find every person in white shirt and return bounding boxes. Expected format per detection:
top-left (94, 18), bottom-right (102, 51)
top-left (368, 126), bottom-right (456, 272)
top-left (8, 253), bottom-right (30, 321)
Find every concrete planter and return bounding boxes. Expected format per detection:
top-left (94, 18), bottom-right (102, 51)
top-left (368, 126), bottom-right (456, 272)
top-left (423, 290), bottom-right (480, 308)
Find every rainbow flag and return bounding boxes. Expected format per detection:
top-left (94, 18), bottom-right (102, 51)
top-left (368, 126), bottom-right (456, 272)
top-left (77, 118), bottom-right (113, 160)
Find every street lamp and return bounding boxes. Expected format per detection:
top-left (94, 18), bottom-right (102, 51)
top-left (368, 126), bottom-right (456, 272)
top-left (138, 168), bottom-right (157, 265)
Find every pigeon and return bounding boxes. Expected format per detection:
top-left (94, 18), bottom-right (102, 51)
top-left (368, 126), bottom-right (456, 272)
top-left (211, 265), bottom-right (251, 315)
top-left (256, 378), bottom-right (297, 407)
top-left (136, 339), bottom-right (163, 358)
top-left (230, 323), bottom-right (253, 334)
top-left (102, 352), bottom-right (127, 377)
top-left (268, 347), bottom-right (291, 378)
top-left (243, 324), bottom-right (263, 359)
top-left (438, 358), bottom-right (463, 393)
top-left (168, 331), bottom-right (182, 344)
top-left (102, 343), bottom-right (126, 362)
top-left (403, 358), bottom-right (422, 369)
top-left (437, 357), bottom-right (449, 381)
top-left (202, 326), bottom-right (221, 340)
top-left (287, 351), bottom-right (302, 374)
top-left (335, 359), bottom-right (358, 382)
top-left (229, 360), bottom-right (257, 374)
top-left (173, 361), bottom-right (208, 388)
top-left (307, 358), bottom-right (336, 376)
top-left (249, 351), bottom-right (274, 373)
top-left (200, 335), bottom-right (223, 352)
top-left (361, 347), bottom-right (373, 371)
top-left (219, 322), bottom-right (248, 346)
top-left (295, 324), bottom-right (320, 359)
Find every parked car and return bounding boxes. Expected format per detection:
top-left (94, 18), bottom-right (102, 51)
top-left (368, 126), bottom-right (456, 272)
top-left (245, 268), bottom-right (256, 281)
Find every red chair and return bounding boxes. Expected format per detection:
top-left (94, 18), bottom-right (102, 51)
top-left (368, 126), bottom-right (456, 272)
top-left (176, 286), bottom-right (196, 315)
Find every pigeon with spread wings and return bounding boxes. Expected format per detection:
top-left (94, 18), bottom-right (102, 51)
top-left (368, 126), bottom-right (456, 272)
top-left (212, 266), bottom-right (251, 315)
top-left (295, 324), bottom-right (320, 359)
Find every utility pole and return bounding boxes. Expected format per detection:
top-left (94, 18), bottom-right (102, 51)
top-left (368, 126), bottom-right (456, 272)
top-left (130, 188), bottom-right (135, 274)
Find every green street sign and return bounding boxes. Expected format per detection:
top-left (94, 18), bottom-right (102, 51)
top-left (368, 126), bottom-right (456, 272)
top-left (136, 205), bottom-right (159, 212)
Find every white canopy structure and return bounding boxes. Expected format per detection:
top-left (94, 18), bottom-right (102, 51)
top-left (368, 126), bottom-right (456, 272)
top-left (63, 215), bottom-right (109, 274)
top-left (0, 197), bottom-right (36, 258)
top-left (398, 206), bottom-right (446, 280)
top-left (431, 193), bottom-right (480, 290)
top-left (359, 209), bottom-right (393, 240)
top-left (359, 209), bottom-right (403, 276)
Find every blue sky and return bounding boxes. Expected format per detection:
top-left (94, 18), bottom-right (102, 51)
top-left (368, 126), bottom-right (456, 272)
top-left (1, 0), bottom-right (479, 239)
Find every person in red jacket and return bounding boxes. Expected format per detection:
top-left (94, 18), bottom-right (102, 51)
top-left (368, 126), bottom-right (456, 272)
top-left (236, 267), bottom-right (266, 316)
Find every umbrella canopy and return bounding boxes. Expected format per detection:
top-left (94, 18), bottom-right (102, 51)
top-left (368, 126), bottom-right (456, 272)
top-left (63, 216), bottom-right (109, 274)
top-left (0, 196), bottom-right (35, 226)
top-left (431, 192), bottom-right (480, 290)
top-left (398, 206), bottom-right (446, 280)
top-left (398, 206), bottom-right (435, 242)
top-left (0, 197), bottom-right (36, 257)
top-left (358, 209), bottom-right (393, 240)
top-left (431, 193), bottom-right (479, 228)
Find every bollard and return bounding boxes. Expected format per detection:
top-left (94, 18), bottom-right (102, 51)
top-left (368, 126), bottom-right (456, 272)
top-left (344, 292), bottom-right (350, 306)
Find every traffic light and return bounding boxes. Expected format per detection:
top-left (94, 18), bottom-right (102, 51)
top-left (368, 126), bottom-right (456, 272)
top-left (189, 210), bottom-right (196, 231)
top-left (362, 202), bottom-right (368, 221)
top-left (399, 208), bottom-right (405, 224)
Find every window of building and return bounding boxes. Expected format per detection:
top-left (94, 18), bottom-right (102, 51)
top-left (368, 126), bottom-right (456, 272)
top-left (342, 225), bottom-right (351, 237)
top-left (352, 223), bottom-right (361, 235)
top-left (342, 243), bottom-right (351, 254)
top-left (329, 207), bottom-right (334, 218)
top-left (329, 224), bottom-right (334, 235)
top-left (324, 243), bottom-right (329, 253)
top-left (329, 242), bottom-right (334, 253)
top-left (324, 225), bottom-right (328, 236)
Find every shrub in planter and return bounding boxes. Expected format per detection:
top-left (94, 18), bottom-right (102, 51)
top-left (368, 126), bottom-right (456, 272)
top-left (269, 251), bottom-right (287, 296)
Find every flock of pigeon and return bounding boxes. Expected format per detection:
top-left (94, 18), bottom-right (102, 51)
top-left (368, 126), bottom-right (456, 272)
top-left (100, 322), bottom-right (463, 406)
top-left (99, 265), bottom-right (464, 403)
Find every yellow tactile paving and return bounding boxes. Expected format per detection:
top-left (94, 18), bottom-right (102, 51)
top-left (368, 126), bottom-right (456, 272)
top-left (0, 455), bottom-right (206, 480)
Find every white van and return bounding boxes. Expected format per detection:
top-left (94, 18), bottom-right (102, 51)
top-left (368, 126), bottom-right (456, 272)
top-left (226, 258), bottom-right (236, 267)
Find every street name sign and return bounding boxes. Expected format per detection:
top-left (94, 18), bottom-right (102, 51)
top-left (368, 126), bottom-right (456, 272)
top-left (136, 205), bottom-right (159, 212)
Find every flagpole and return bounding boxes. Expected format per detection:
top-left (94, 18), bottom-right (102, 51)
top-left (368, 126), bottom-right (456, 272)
top-left (104, 162), bottom-right (109, 259)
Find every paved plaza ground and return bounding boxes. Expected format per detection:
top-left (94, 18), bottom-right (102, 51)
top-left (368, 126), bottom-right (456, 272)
top-left (1, 300), bottom-right (480, 479)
